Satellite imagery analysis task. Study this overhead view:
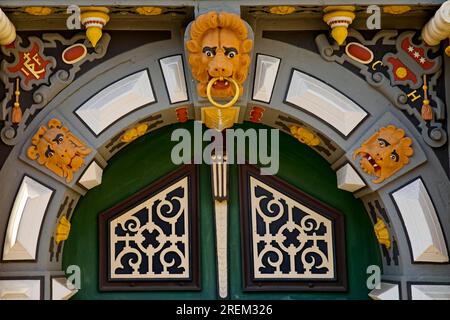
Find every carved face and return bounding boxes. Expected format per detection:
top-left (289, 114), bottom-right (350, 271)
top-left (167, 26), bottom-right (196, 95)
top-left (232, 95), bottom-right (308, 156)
top-left (27, 119), bottom-right (92, 183)
top-left (353, 125), bottom-right (414, 183)
top-left (186, 11), bottom-right (253, 98)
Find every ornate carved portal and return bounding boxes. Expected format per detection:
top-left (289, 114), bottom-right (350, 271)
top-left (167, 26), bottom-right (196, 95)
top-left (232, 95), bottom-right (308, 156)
top-left (98, 165), bottom-right (199, 291)
top-left (239, 165), bottom-right (347, 291)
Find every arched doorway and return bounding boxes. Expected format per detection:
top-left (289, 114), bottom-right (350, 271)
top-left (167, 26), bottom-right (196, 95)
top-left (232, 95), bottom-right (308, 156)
top-left (1, 17), bottom-right (448, 300)
top-left (62, 121), bottom-right (380, 299)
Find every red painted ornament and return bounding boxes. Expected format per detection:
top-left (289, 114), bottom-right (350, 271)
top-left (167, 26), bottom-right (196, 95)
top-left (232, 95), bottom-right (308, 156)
top-left (62, 44), bottom-right (87, 65)
top-left (345, 42), bottom-right (374, 64)
top-left (401, 37), bottom-right (435, 70)
top-left (249, 106), bottom-right (265, 123)
top-left (176, 107), bottom-right (188, 123)
top-left (387, 57), bottom-right (417, 84)
top-left (7, 41), bottom-right (52, 87)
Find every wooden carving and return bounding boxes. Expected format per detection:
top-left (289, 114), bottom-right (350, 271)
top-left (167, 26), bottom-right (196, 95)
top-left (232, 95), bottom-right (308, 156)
top-left (186, 11), bottom-right (253, 98)
top-left (27, 118), bottom-right (92, 182)
top-left (353, 125), bottom-right (414, 183)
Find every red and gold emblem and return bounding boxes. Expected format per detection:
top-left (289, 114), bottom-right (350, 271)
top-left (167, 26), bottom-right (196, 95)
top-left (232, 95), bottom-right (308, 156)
top-left (6, 40), bottom-right (53, 88)
top-left (383, 33), bottom-right (440, 89)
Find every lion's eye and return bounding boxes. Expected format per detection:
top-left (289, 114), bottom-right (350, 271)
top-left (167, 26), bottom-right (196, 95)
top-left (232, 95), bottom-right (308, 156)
top-left (377, 138), bottom-right (390, 147)
top-left (53, 134), bottom-right (64, 144)
top-left (202, 46), bottom-right (216, 57)
top-left (45, 145), bottom-right (55, 158)
top-left (224, 47), bottom-right (238, 59)
top-left (390, 150), bottom-right (399, 162)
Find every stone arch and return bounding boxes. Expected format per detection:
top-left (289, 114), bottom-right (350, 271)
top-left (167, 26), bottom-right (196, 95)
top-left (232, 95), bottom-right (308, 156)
top-left (0, 33), bottom-right (449, 300)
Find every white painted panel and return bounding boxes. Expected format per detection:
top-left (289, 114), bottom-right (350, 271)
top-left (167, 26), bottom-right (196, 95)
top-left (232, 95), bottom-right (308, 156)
top-left (253, 54), bottom-right (280, 102)
top-left (159, 55), bottom-right (188, 103)
top-left (392, 179), bottom-right (448, 263)
top-left (285, 70), bottom-right (367, 136)
top-left (76, 70), bottom-right (155, 135)
top-left (3, 176), bottom-right (53, 260)
top-left (411, 284), bottom-right (450, 300)
top-left (0, 279), bottom-right (41, 300)
top-left (369, 282), bottom-right (400, 300)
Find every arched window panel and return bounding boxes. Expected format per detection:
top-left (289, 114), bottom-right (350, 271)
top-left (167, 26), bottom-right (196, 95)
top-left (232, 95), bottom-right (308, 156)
top-left (99, 165), bottom-right (199, 291)
top-left (239, 164), bottom-right (347, 292)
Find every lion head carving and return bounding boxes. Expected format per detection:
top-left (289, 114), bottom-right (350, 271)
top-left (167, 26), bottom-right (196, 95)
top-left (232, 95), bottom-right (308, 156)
top-left (27, 118), bottom-right (92, 183)
top-left (353, 125), bottom-right (414, 184)
top-left (186, 11), bottom-right (253, 98)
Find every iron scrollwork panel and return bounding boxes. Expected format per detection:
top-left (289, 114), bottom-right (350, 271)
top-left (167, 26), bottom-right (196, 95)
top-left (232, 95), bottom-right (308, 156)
top-left (110, 178), bottom-right (190, 280)
top-left (250, 177), bottom-right (334, 279)
top-left (239, 165), bottom-right (347, 291)
top-left (99, 165), bottom-right (199, 291)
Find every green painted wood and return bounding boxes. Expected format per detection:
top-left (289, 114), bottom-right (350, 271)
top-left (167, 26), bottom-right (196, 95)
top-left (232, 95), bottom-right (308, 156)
top-left (63, 122), bottom-right (217, 299)
top-left (63, 121), bottom-right (381, 300)
top-left (228, 122), bottom-right (381, 299)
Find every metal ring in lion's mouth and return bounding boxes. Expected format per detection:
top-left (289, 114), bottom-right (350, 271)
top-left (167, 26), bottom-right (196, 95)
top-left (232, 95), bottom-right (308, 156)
top-left (206, 77), bottom-right (240, 109)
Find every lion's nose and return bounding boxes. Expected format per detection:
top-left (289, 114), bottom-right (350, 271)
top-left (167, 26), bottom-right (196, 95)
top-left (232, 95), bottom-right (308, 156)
top-left (214, 67), bottom-right (226, 74)
top-left (208, 55), bottom-right (232, 78)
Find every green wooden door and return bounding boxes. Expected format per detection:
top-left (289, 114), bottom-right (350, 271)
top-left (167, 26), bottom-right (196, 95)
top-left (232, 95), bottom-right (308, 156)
top-left (227, 123), bottom-right (381, 299)
top-left (63, 123), bottom-right (218, 299)
top-left (62, 121), bottom-right (381, 299)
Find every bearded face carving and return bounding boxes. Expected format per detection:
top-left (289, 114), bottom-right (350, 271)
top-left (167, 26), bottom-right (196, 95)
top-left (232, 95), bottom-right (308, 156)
top-left (27, 119), bottom-right (92, 183)
top-left (353, 125), bottom-right (414, 184)
top-left (186, 11), bottom-right (253, 98)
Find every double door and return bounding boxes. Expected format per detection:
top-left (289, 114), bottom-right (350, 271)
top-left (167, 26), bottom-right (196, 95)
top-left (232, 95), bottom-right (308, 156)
top-left (63, 122), bottom-right (380, 300)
